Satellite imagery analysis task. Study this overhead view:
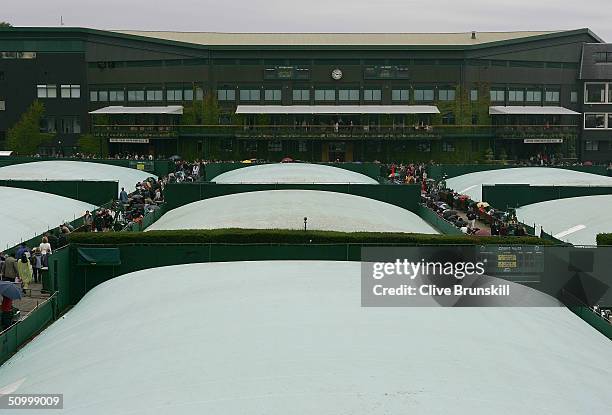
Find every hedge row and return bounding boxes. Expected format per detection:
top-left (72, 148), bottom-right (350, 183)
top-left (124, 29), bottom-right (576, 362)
top-left (68, 229), bottom-right (554, 246)
top-left (596, 233), bottom-right (612, 246)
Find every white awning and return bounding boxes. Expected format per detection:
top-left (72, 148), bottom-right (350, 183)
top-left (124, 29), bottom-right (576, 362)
top-left (89, 106), bottom-right (184, 115)
top-left (0, 151), bottom-right (14, 157)
top-left (236, 105), bottom-right (440, 115)
top-left (489, 106), bottom-right (580, 115)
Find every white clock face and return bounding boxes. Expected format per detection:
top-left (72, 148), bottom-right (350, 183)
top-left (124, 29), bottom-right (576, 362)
top-left (331, 68), bottom-right (343, 80)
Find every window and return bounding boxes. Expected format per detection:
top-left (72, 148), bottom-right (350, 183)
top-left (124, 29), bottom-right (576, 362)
top-left (292, 89), bottom-right (310, 101)
top-left (585, 83), bottom-right (606, 103)
top-left (438, 89), bottom-right (456, 101)
top-left (414, 88), bottom-right (434, 101)
top-left (217, 89), bottom-right (236, 101)
top-left (585, 140), bottom-right (599, 151)
top-left (195, 87), bottom-right (204, 101)
top-left (392, 89), bottom-right (409, 101)
top-left (128, 90), bottom-right (145, 102)
top-left (584, 113), bottom-right (606, 129)
top-left (239, 89), bottom-right (260, 101)
top-left (0, 101), bottom-right (4, 111)
top-left (339, 89), bottom-right (359, 101)
top-left (59, 116), bottom-right (81, 134)
top-left (40, 117), bottom-right (56, 133)
top-left (184, 89), bottom-right (194, 101)
top-left (609, 85), bottom-right (612, 104)
top-left (298, 141), bottom-right (308, 152)
top-left (508, 90), bottom-right (524, 102)
top-left (416, 141), bottom-right (431, 152)
top-left (545, 90), bottom-right (560, 102)
top-left (570, 91), bottom-right (578, 103)
top-left (60, 84), bottom-right (80, 98)
top-left (470, 89), bottom-right (478, 102)
top-left (490, 89), bottom-right (505, 102)
top-left (526, 90), bottom-right (542, 102)
top-left (167, 89), bottom-right (183, 101)
top-left (268, 140), bottom-right (282, 152)
top-left (264, 89), bottom-right (282, 101)
top-left (147, 90), bottom-right (163, 101)
top-left (109, 90), bottom-right (124, 102)
top-left (36, 84), bottom-right (57, 98)
top-left (363, 89), bottom-right (382, 101)
top-left (90, 91), bottom-right (98, 102)
top-left (442, 112), bottom-right (455, 125)
top-left (442, 141), bottom-right (455, 152)
top-left (314, 89), bottom-right (335, 101)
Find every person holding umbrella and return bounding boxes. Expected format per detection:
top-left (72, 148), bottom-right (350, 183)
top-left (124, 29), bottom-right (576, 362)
top-left (0, 281), bottom-right (21, 330)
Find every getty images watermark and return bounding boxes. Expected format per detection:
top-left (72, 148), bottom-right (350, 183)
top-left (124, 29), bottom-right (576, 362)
top-left (359, 246), bottom-right (592, 307)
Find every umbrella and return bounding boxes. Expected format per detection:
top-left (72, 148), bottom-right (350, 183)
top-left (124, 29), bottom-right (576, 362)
top-left (0, 281), bottom-right (22, 300)
top-left (583, 161), bottom-right (593, 166)
top-left (477, 202), bottom-right (490, 208)
top-left (241, 159), bottom-right (253, 164)
top-left (388, 173), bottom-right (400, 178)
top-left (280, 157), bottom-right (294, 163)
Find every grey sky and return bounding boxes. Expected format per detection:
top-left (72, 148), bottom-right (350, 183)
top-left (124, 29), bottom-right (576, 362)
top-left (2, 0), bottom-right (610, 41)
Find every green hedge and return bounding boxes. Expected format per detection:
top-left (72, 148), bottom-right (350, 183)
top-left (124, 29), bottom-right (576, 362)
top-left (597, 233), bottom-right (612, 246)
top-left (68, 229), bottom-right (553, 245)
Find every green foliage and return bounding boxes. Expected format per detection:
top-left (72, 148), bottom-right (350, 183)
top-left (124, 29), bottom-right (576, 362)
top-left (203, 93), bottom-right (220, 125)
top-left (0, 22), bottom-right (12, 28)
top-left (78, 134), bottom-right (108, 156)
top-left (6, 100), bottom-right (52, 155)
top-left (596, 234), bottom-right (612, 246)
top-left (68, 228), bottom-right (552, 246)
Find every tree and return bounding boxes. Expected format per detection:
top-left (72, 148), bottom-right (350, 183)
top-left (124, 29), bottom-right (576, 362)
top-left (202, 93), bottom-right (220, 125)
top-left (0, 22), bottom-right (12, 28)
top-left (6, 100), bottom-right (52, 155)
top-left (78, 133), bottom-right (108, 157)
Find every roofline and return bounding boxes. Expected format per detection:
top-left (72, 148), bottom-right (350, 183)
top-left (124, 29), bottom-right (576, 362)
top-left (0, 27), bottom-right (604, 51)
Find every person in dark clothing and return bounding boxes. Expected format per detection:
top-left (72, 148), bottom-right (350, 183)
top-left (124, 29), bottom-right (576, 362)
top-left (2, 253), bottom-right (19, 282)
top-left (1, 296), bottom-right (14, 330)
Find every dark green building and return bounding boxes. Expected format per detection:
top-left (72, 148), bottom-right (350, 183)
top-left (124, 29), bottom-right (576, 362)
top-left (1, 27), bottom-right (610, 162)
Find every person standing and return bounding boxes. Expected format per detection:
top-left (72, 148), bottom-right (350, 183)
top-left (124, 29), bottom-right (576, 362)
top-left (31, 248), bottom-right (43, 284)
top-left (39, 236), bottom-right (52, 270)
top-left (119, 187), bottom-right (129, 204)
top-left (84, 210), bottom-right (93, 231)
top-left (16, 254), bottom-right (33, 294)
top-left (2, 253), bottom-right (19, 282)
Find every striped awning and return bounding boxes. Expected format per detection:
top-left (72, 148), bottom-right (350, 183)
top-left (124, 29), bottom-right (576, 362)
top-left (489, 106), bottom-right (580, 115)
top-left (236, 105), bottom-right (440, 115)
top-left (89, 106), bottom-right (184, 115)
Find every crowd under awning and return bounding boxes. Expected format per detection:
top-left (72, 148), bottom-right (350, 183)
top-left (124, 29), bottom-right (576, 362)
top-left (489, 106), bottom-right (580, 116)
top-left (89, 106), bottom-right (184, 115)
top-left (235, 105), bottom-right (440, 115)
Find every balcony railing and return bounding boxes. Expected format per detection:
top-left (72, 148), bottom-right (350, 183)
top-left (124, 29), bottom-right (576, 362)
top-left (92, 124), bottom-right (578, 141)
top-left (494, 125), bottom-right (578, 140)
top-left (92, 125), bottom-right (179, 139)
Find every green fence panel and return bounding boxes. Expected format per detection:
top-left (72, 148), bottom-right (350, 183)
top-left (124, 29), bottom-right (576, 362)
top-left (482, 184), bottom-right (612, 210)
top-left (0, 180), bottom-right (118, 206)
top-left (427, 164), bottom-right (611, 181)
top-left (164, 183), bottom-right (421, 212)
top-left (415, 205), bottom-right (463, 235)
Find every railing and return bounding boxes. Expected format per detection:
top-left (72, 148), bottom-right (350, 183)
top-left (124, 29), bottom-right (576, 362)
top-left (92, 124), bottom-right (579, 140)
top-left (494, 125), bottom-right (578, 140)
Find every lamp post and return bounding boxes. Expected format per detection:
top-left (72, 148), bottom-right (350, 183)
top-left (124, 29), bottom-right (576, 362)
top-left (303, 217), bottom-right (307, 231)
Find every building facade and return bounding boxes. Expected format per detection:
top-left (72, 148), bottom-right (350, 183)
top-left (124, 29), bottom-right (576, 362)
top-left (0, 27), bottom-right (610, 162)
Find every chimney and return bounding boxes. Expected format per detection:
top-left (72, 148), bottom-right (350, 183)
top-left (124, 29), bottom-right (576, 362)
top-left (471, 31), bottom-right (477, 40)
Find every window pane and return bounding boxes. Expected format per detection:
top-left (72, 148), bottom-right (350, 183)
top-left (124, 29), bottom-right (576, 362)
top-left (585, 114), bottom-right (606, 128)
top-left (585, 83), bottom-right (605, 103)
top-left (570, 91), bottom-right (578, 103)
top-left (315, 90), bottom-right (324, 101)
top-left (545, 91), bottom-right (559, 102)
top-left (90, 91), bottom-right (98, 102)
top-left (47, 85), bottom-right (57, 98)
top-left (325, 90), bottom-right (335, 100)
top-left (61, 85), bottom-right (71, 98)
top-left (37, 85), bottom-right (46, 98)
top-left (470, 89), bottom-right (478, 101)
top-left (71, 85), bottom-right (80, 98)
top-left (195, 87), bottom-right (204, 101)
top-left (98, 91), bottom-right (108, 101)
top-left (184, 89), bottom-right (194, 101)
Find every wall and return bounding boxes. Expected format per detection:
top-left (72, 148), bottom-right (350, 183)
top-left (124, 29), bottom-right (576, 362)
top-left (482, 184), bottom-right (612, 210)
top-left (0, 179), bottom-right (117, 205)
top-left (163, 182), bottom-right (421, 212)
